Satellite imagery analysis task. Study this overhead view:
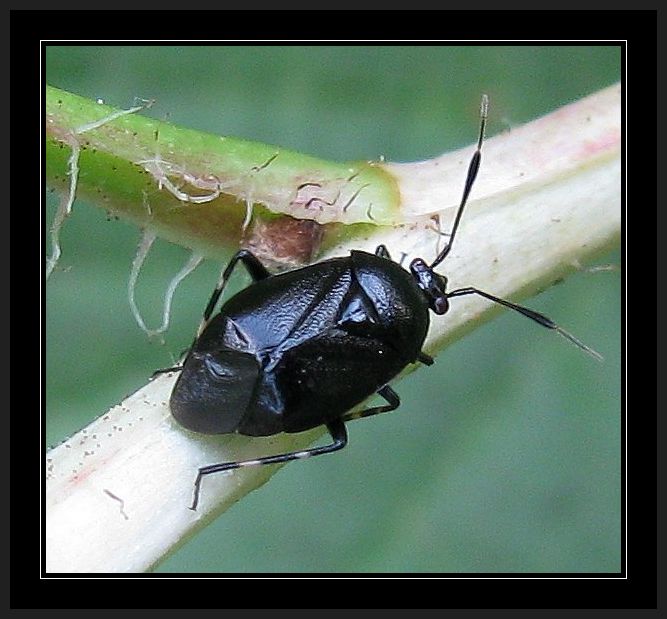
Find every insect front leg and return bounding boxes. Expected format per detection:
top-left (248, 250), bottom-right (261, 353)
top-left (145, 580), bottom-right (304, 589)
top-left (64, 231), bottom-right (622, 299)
top-left (374, 244), bottom-right (392, 260)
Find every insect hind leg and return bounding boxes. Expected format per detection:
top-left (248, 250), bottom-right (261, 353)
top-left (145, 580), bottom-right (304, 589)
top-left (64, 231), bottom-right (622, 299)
top-left (189, 419), bottom-right (348, 511)
top-left (341, 384), bottom-right (400, 422)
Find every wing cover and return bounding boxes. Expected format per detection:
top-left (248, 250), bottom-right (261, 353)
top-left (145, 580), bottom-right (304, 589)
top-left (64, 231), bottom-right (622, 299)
top-left (170, 347), bottom-right (260, 434)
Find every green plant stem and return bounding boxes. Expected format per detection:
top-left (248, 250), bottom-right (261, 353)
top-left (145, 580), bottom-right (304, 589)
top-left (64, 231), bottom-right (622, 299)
top-left (46, 86), bottom-right (399, 264)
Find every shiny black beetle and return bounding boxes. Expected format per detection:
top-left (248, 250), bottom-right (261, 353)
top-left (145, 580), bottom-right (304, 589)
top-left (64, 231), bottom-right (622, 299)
top-left (169, 96), bottom-right (597, 510)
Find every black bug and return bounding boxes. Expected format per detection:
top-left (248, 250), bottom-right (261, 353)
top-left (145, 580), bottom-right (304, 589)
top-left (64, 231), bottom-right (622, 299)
top-left (169, 96), bottom-right (599, 510)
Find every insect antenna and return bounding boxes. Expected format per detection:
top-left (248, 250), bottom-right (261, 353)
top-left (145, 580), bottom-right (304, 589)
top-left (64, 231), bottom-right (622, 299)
top-left (431, 94), bottom-right (488, 269)
top-left (446, 286), bottom-right (603, 361)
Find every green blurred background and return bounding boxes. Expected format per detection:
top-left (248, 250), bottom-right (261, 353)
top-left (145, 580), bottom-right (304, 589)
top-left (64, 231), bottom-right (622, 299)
top-left (45, 45), bottom-right (621, 573)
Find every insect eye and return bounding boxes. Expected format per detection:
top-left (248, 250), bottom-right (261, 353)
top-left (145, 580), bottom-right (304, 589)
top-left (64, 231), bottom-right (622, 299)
top-left (433, 296), bottom-right (449, 315)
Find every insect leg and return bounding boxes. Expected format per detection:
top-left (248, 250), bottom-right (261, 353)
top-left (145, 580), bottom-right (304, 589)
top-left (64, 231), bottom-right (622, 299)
top-left (341, 384), bottom-right (400, 423)
top-left (189, 419), bottom-right (348, 511)
top-left (199, 249), bottom-right (271, 334)
top-left (417, 352), bottom-right (434, 366)
top-left (447, 286), bottom-right (602, 360)
top-left (374, 244), bottom-right (392, 260)
top-left (150, 365), bottom-right (182, 378)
